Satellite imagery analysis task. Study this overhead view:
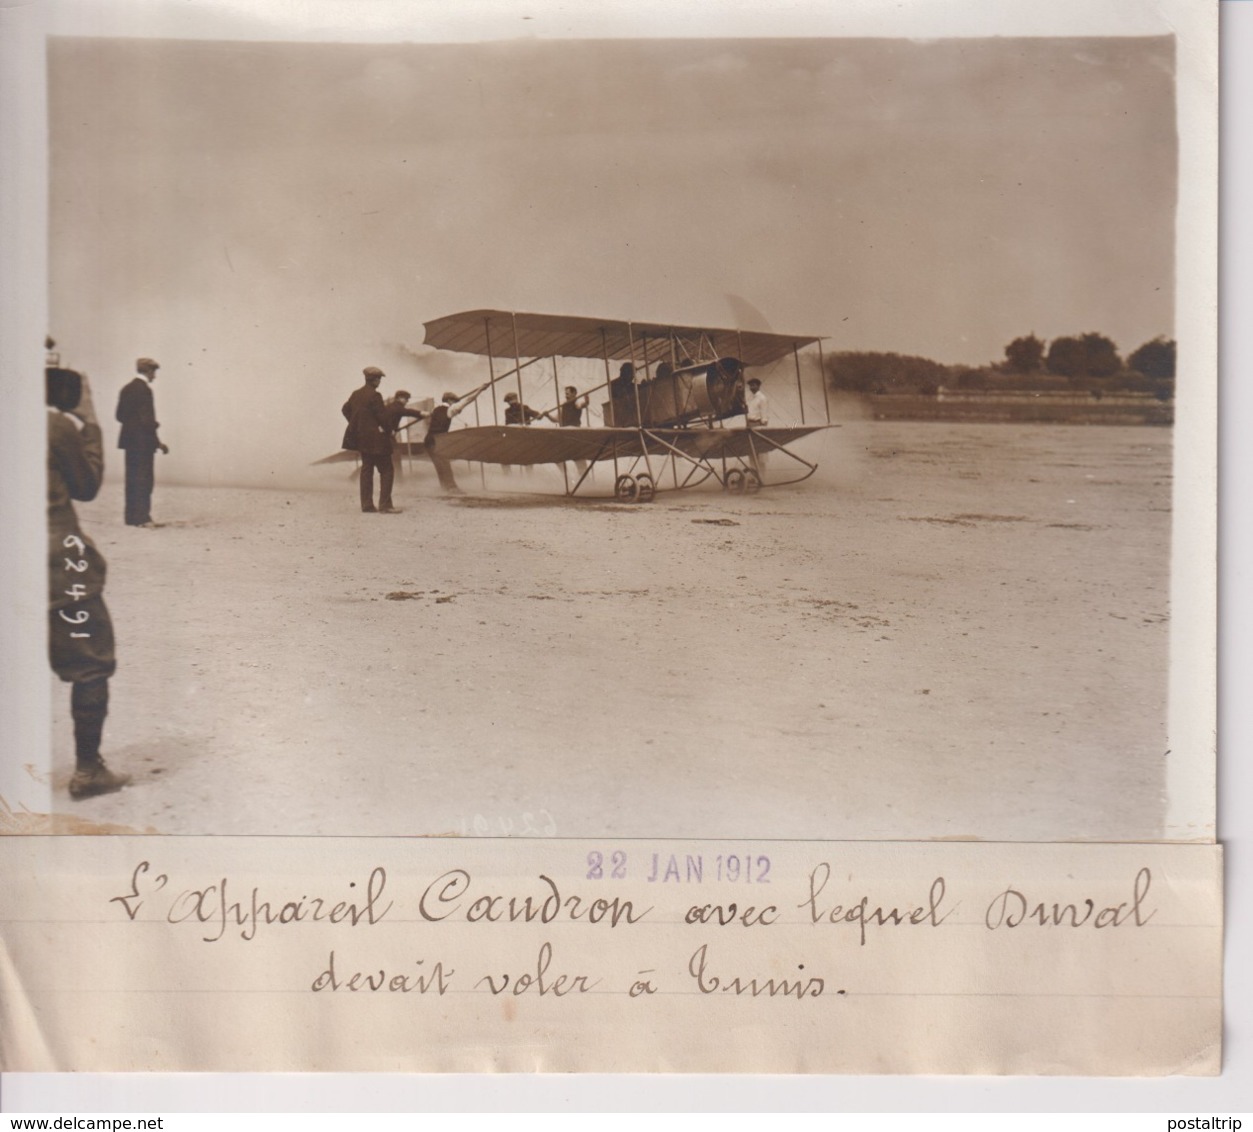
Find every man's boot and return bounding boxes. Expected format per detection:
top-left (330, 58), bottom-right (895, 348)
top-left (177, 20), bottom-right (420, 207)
top-left (67, 678), bottom-right (130, 800)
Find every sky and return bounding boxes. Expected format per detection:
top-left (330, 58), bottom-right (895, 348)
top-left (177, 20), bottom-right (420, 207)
top-left (46, 31), bottom-right (1178, 484)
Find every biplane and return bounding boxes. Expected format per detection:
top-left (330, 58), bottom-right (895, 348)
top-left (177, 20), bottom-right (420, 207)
top-left (321, 310), bottom-right (837, 501)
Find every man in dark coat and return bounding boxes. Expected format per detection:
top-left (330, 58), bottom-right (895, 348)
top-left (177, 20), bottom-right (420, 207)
top-left (342, 366), bottom-right (400, 513)
top-left (383, 389), bottom-right (422, 436)
top-left (48, 364), bottom-right (130, 799)
top-left (115, 357), bottom-right (168, 527)
top-left (383, 389), bottom-right (424, 488)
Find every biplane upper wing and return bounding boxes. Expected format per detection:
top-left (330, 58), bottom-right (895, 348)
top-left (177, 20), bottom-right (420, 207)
top-left (431, 425), bottom-right (832, 466)
top-left (422, 310), bottom-right (822, 369)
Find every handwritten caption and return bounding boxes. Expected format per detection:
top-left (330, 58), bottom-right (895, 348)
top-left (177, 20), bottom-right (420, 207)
top-left (105, 856), bottom-right (1157, 1002)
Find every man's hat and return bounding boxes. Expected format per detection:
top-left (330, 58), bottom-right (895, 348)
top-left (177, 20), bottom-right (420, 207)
top-left (136, 357), bottom-right (159, 372)
top-left (442, 391), bottom-right (458, 403)
top-left (504, 391), bottom-right (519, 402)
top-left (363, 366), bottom-right (384, 378)
top-left (393, 389), bottom-right (411, 401)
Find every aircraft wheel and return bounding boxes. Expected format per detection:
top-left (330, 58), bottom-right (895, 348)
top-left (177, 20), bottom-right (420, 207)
top-left (725, 468), bottom-right (745, 494)
top-left (615, 474), bottom-right (640, 502)
top-left (743, 468), bottom-right (762, 494)
top-left (635, 473), bottom-right (656, 503)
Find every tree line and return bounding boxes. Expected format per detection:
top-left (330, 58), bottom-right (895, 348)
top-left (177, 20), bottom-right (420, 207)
top-left (826, 333), bottom-right (1176, 398)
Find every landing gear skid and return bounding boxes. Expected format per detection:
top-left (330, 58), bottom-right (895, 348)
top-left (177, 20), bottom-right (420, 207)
top-left (561, 427), bottom-right (823, 500)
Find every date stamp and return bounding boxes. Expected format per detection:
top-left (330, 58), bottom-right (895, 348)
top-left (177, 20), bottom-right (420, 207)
top-left (586, 850), bottom-right (772, 884)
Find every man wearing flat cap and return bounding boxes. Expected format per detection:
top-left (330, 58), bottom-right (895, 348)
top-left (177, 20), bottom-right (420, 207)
top-left (502, 390), bottom-right (541, 476)
top-left (411, 384), bottom-right (489, 494)
top-left (341, 365), bottom-right (400, 513)
top-left (115, 357), bottom-right (169, 527)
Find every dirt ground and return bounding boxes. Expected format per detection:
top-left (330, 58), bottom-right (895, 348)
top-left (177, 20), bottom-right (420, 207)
top-left (46, 420), bottom-right (1171, 841)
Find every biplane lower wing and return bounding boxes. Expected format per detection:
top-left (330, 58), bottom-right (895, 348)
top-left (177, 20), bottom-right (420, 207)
top-left (431, 425), bottom-right (833, 466)
top-left (311, 442), bottom-right (431, 465)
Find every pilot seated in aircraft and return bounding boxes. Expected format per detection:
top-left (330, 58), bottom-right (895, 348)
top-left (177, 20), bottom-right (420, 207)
top-left (607, 362), bottom-right (638, 426)
top-left (611, 362), bottom-right (635, 398)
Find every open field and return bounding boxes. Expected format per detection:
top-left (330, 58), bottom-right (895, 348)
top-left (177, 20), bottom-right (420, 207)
top-left (866, 392), bottom-right (1173, 425)
top-left (46, 421), bottom-right (1171, 842)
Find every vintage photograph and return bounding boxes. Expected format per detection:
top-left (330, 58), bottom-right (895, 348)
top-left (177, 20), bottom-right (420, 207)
top-left (27, 11), bottom-right (1203, 847)
top-left (0, 0), bottom-right (1236, 1101)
